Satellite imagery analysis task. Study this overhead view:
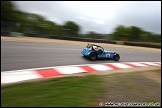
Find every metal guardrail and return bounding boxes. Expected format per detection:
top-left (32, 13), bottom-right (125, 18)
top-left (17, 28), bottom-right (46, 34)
top-left (1, 32), bottom-right (161, 49)
top-left (124, 42), bottom-right (161, 49)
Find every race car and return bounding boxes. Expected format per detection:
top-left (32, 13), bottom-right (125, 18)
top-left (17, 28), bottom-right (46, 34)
top-left (81, 44), bottom-right (120, 61)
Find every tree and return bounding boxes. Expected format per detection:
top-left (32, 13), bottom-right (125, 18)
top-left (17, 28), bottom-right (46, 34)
top-left (1, 1), bottom-right (19, 22)
top-left (42, 21), bottom-right (58, 35)
top-left (61, 21), bottom-right (80, 37)
top-left (25, 13), bottom-right (47, 25)
top-left (140, 31), bottom-right (149, 42)
top-left (152, 34), bottom-right (161, 43)
top-left (86, 31), bottom-right (97, 38)
top-left (127, 26), bottom-right (143, 41)
top-left (106, 34), bottom-right (114, 40)
top-left (112, 25), bottom-right (129, 40)
top-left (85, 31), bottom-right (105, 39)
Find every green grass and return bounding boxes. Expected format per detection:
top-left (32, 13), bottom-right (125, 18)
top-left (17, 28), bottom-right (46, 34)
top-left (1, 75), bottom-right (105, 107)
top-left (1, 69), bottom-right (161, 107)
top-left (153, 69), bottom-right (161, 74)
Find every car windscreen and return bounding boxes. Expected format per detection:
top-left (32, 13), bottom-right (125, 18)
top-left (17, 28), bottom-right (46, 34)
top-left (86, 44), bottom-right (92, 48)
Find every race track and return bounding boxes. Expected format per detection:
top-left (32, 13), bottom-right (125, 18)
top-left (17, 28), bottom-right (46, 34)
top-left (1, 41), bottom-right (161, 71)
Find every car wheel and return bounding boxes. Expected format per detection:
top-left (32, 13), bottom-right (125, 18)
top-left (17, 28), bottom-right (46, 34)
top-left (89, 53), bottom-right (97, 61)
top-left (114, 54), bottom-right (120, 61)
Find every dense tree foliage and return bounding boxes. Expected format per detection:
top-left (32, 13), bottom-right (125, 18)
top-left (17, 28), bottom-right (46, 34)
top-left (1, 1), bottom-right (161, 43)
top-left (1, 1), bottom-right (17, 21)
top-left (109, 25), bottom-right (160, 42)
top-left (61, 21), bottom-right (80, 37)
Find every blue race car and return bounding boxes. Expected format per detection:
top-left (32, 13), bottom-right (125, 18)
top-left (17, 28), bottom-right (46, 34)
top-left (81, 44), bottom-right (120, 61)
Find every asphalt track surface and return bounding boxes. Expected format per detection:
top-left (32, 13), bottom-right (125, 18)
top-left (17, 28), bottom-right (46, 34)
top-left (1, 41), bottom-right (161, 71)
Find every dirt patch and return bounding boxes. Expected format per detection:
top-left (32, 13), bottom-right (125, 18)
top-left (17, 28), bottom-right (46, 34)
top-left (95, 69), bottom-right (161, 104)
top-left (142, 71), bottom-right (161, 84)
top-left (1, 36), bottom-right (161, 52)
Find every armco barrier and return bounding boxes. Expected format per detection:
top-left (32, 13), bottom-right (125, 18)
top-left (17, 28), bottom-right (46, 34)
top-left (23, 33), bottom-right (162, 49)
top-left (10, 32), bottom-right (23, 37)
top-left (124, 42), bottom-right (161, 49)
top-left (23, 33), bottom-right (117, 44)
top-left (1, 31), bottom-right (10, 36)
top-left (1, 32), bottom-right (160, 49)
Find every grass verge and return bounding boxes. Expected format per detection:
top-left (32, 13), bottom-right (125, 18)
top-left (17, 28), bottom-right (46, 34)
top-left (1, 75), bottom-right (104, 107)
top-left (1, 69), bottom-right (161, 107)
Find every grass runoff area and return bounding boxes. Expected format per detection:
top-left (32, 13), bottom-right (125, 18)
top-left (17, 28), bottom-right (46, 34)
top-left (1, 69), bottom-right (161, 107)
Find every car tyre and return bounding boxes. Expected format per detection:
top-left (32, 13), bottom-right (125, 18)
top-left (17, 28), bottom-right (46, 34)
top-left (114, 54), bottom-right (120, 61)
top-left (89, 53), bottom-right (97, 61)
